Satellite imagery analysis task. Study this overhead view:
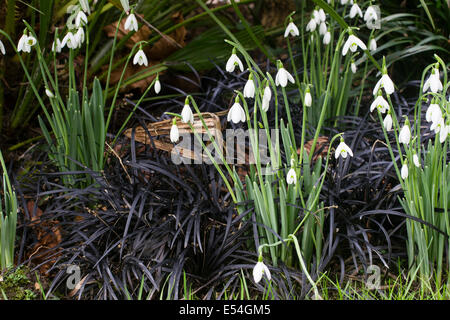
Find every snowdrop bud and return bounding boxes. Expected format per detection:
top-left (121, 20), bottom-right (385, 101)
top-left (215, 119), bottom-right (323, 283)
top-left (261, 84), bottom-right (271, 112)
top-left (335, 138), bottom-right (353, 159)
top-left (79, 0), bottom-right (91, 14)
top-left (52, 38), bottom-right (62, 53)
top-left (284, 21), bottom-right (299, 37)
top-left (306, 19), bottom-right (317, 32)
top-left (154, 77), bottom-right (161, 94)
top-left (253, 256), bottom-right (271, 283)
top-left (413, 153), bottom-right (420, 168)
top-left (323, 31), bottom-right (331, 45)
top-left (369, 38), bottom-right (377, 52)
top-left (318, 9), bottom-right (326, 22)
top-left (401, 163), bottom-right (408, 180)
top-left (0, 40), bottom-right (5, 55)
top-left (349, 3), bottom-right (363, 18)
top-left (120, 0), bottom-right (130, 13)
top-left (75, 11), bottom-right (88, 27)
top-left (286, 168), bottom-right (297, 185)
top-left (133, 48), bottom-right (148, 66)
top-left (124, 13), bottom-right (139, 32)
top-left (351, 60), bottom-right (357, 74)
top-left (181, 101), bottom-right (194, 124)
top-left (45, 88), bottom-right (55, 98)
top-left (383, 114), bottom-right (393, 131)
top-left (226, 48), bottom-right (244, 73)
top-left (75, 28), bottom-right (85, 47)
top-left (227, 97), bottom-right (246, 123)
top-left (399, 121), bottom-right (411, 145)
top-left (304, 88), bottom-right (312, 107)
top-left (170, 119), bottom-right (179, 143)
top-left (243, 74), bottom-right (255, 98)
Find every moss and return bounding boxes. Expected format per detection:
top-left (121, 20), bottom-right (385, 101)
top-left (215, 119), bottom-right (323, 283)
top-left (0, 266), bottom-right (38, 300)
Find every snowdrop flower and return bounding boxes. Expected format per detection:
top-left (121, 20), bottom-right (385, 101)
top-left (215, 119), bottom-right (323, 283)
top-left (225, 48), bottom-right (244, 73)
top-left (62, 32), bottom-right (77, 49)
top-left (0, 40), bottom-right (5, 55)
top-left (423, 66), bottom-right (443, 93)
top-left (430, 117), bottom-right (445, 134)
top-left (52, 38), bottom-right (62, 53)
top-left (306, 19), bottom-right (317, 32)
top-left (17, 33), bottom-right (37, 53)
top-left (342, 34), bottom-right (367, 56)
top-left (369, 38), bottom-right (377, 52)
top-left (364, 5), bottom-right (378, 22)
top-left (261, 84), bottom-right (271, 112)
top-left (312, 10), bottom-right (321, 24)
top-left (351, 60), bottom-right (357, 74)
top-left (154, 75), bottom-right (161, 94)
top-left (401, 162), bottom-right (408, 180)
top-left (120, 0), bottom-right (130, 13)
top-left (170, 119), bottom-right (179, 143)
top-left (319, 22), bottom-right (327, 36)
top-left (284, 21), bottom-right (299, 37)
top-left (370, 94), bottom-right (389, 113)
top-left (181, 101), bottom-right (194, 124)
top-left (124, 13), bottom-right (138, 32)
top-left (79, 0), bottom-right (91, 15)
top-left (350, 3), bottom-right (363, 18)
top-left (243, 74), bottom-right (255, 98)
top-left (399, 121), bottom-right (411, 145)
top-left (275, 61), bottom-right (295, 87)
top-left (75, 10), bottom-right (88, 27)
top-left (335, 138), bottom-right (353, 159)
top-left (45, 88), bottom-right (55, 98)
top-left (253, 258), bottom-right (271, 283)
top-left (413, 153), bottom-right (420, 168)
top-left (318, 8), bottom-right (326, 22)
top-left (341, 0), bottom-right (349, 5)
top-left (227, 97), bottom-right (246, 123)
top-left (286, 168), bottom-right (297, 185)
top-left (373, 73), bottom-right (395, 96)
top-left (133, 48), bottom-right (148, 66)
top-left (323, 30), bottom-right (331, 45)
top-left (439, 124), bottom-right (449, 144)
top-left (304, 88), bottom-right (312, 107)
top-left (426, 103), bottom-right (442, 124)
top-left (383, 114), bottom-right (393, 131)
top-left (75, 28), bottom-right (85, 47)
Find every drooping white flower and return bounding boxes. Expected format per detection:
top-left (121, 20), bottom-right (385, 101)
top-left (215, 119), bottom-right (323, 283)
top-left (318, 9), bottom-right (326, 22)
top-left (373, 74), bottom-right (395, 96)
top-left (261, 84), bottom-right (271, 112)
top-left (323, 31), bottom-right (331, 45)
top-left (18, 34), bottom-right (36, 53)
top-left (383, 114), bottom-right (393, 131)
top-left (370, 95), bottom-right (389, 113)
top-left (306, 19), bottom-right (317, 32)
top-left (181, 103), bottom-right (194, 124)
top-left (52, 38), bottom-right (62, 53)
top-left (304, 89), bottom-right (312, 107)
top-left (45, 88), bottom-right (55, 98)
top-left (75, 28), bottom-right (85, 48)
top-left (275, 67), bottom-right (295, 87)
top-left (369, 38), bottom-right (377, 52)
top-left (286, 168), bottom-right (297, 185)
top-left (413, 153), bottom-right (420, 168)
top-left (124, 13), bottom-right (139, 32)
top-left (243, 76), bottom-right (255, 98)
top-left (426, 103), bottom-right (442, 124)
top-left (342, 34), bottom-right (367, 56)
top-left (439, 125), bottom-right (449, 144)
top-left (341, 0), bottom-right (349, 5)
top-left (335, 140), bottom-right (353, 159)
top-left (319, 22), bottom-right (327, 36)
top-left (79, 0), bottom-right (91, 15)
top-left (154, 78), bottom-right (161, 94)
top-left (399, 123), bottom-right (411, 145)
top-left (133, 49), bottom-right (148, 66)
top-left (170, 120), bottom-right (179, 143)
top-left (120, 0), bottom-right (130, 13)
top-left (350, 3), bottom-right (363, 18)
top-left (312, 10), bottom-right (321, 24)
top-left (430, 117), bottom-right (445, 134)
top-left (75, 10), bottom-right (88, 28)
top-left (227, 100), bottom-right (246, 123)
top-left (253, 260), bottom-right (271, 283)
top-left (0, 40), bottom-right (5, 55)
top-left (423, 67), bottom-right (443, 93)
top-left (401, 163), bottom-right (408, 180)
top-left (62, 32), bottom-right (77, 49)
top-left (364, 5), bottom-right (378, 22)
top-left (284, 21), bottom-right (299, 37)
top-left (225, 49), bottom-right (244, 73)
